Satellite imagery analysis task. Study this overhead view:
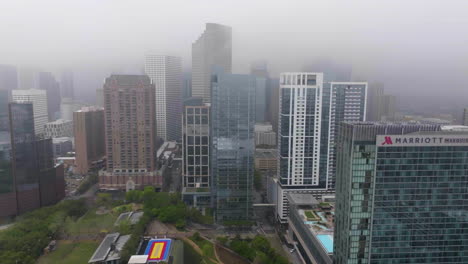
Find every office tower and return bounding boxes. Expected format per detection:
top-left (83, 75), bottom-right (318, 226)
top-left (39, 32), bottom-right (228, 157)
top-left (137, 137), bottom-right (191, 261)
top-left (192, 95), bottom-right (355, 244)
top-left (192, 23), bottom-right (232, 103)
top-left (181, 97), bottom-right (211, 209)
top-left (61, 98), bottom-right (87, 121)
top-left (332, 122), bottom-right (468, 263)
top-left (61, 70), bottom-right (74, 99)
top-left (0, 108), bottom-right (14, 218)
top-left (250, 61), bottom-right (268, 122)
top-left (74, 107), bottom-right (105, 174)
top-left (464, 108), bottom-right (468, 125)
top-left (99, 75), bottom-right (159, 190)
top-left (96, 88), bottom-right (104, 107)
top-left (366, 82), bottom-right (396, 121)
top-left (211, 69), bottom-right (256, 222)
top-left (250, 60), bottom-right (269, 78)
top-left (144, 54), bottom-right (182, 141)
top-left (44, 119), bottom-right (73, 138)
top-left (254, 123), bottom-right (276, 147)
top-left (380, 94), bottom-right (396, 121)
top-left (302, 58), bottom-right (352, 82)
top-left (326, 82), bottom-right (367, 190)
top-left (38, 72), bottom-right (61, 121)
top-left (267, 78), bottom-right (280, 133)
top-left (0, 90), bottom-right (9, 132)
top-left (12, 89), bottom-right (48, 135)
top-left (182, 72), bottom-right (192, 99)
top-left (0, 64), bottom-right (18, 92)
top-left (18, 66), bottom-right (39, 90)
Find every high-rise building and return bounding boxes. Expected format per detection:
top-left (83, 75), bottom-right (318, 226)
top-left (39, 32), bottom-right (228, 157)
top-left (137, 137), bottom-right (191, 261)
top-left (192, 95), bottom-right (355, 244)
top-left (144, 54), bottom-right (182, 141)
top-left (60, 98), bottom-right (87, 121)
top-left (211, 69), bottom-right (256, 222)
top-left (302, 58), bottom-right (352, 82)
top-left (181, 97), bottom-right (211, 209)
top-left (38, 72), bottom-right (61, 121)
top-left (44, 119), bottom-right (73, 138)
top-left (192, 23), bottom-right (232, 103)
top-left (0, 64), bottom-right (18, 92)
top-left (326, 82), bottom-right (367, 190)
top-left (99, 75), bottom-right (159, 190)
top-left (366, 82), bottom-right (396, 121)
top-left (0, 90), bottom-right (9, 132)
top-left (12, 89), bottom-right (48, 135)
top-left (182, 72), bottom-right (192, 100)
top-left (332, 122), bottom-right (468, 263)
top-left (267, 78), bottom-right (280, 133)
top-left (74, 107), bottom-right (105, 175)
top-left (17, 66), bottom-right (39, 90)
top-left (61, 70), bottom-right (74, 99)
top-left (254, 123), bottom-right (276, 147)
top-left (96, 88), bottom-right (104, 107)
top-left (7, 102), bottom-right (64, 215)
top-left (464, 108), bottom-right (468, 126)
top-left (275, 73), bottom-right (326, 222)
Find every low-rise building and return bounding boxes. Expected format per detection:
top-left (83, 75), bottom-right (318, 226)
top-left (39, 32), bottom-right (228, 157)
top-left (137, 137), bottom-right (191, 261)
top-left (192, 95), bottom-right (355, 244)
top-left (255, 123), bottom-right (277, 147)
top-left (88, 233), bottom-right (131, 264)
top-left (52, 137), bottom-right (73, 157)
top-left (255, 149), bottom-right (277, 171)
top-left (287, 193), bottom-right (334, 264)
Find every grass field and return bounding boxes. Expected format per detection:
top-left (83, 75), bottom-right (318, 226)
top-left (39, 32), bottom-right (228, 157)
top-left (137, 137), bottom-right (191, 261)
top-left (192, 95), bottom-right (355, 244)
top-left (37, 240), bottom-right (99, 264)
top-left (64, 208), bottom-right (117, 236)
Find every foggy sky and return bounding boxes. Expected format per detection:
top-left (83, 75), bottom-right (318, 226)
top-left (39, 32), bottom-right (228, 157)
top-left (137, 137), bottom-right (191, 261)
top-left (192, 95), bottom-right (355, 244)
top-left (1, 0), bottom-right (468, 103)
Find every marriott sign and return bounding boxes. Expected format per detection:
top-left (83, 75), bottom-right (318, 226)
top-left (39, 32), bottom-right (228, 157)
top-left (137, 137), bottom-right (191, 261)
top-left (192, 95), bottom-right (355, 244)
top-left (377, 135), bottom-right (468, 147)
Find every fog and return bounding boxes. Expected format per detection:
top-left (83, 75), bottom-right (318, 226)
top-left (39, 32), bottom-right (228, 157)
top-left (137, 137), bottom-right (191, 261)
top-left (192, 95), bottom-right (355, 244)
top-left (1, 0), bottom-right (467, 109)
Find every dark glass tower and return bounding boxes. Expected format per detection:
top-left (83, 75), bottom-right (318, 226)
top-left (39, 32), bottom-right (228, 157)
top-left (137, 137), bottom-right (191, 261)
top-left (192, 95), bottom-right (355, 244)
top-left (211, 69), bottom-right (256, 223)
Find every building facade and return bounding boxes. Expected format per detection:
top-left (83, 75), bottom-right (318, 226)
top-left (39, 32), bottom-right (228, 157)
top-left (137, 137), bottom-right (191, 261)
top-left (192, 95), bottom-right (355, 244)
top-left (100, 75), bottom-right (159, 190)
top-left (332, 122), bottom-right (468, 264)
top-left (74, 107), bottom-right (105, 174)
top-left (192, 23), bottom-right (232, 103)
top-left (52, 137), bottom-right (73, 157)
top-left (463, 108), bottom-right (468, 126)
top-left (38, 72), bottom-right (61, 121)
top-left (144, 54), bottom-right (182, 141)
top-left (254, 123), bottom-right (277, 147)
top-left (0, 64), bottom-right (18, 92)
top-left (60, 70), bottom-right (74, 99)
top-left (181, 97), bottom-right (211, 209)
top-left (326, 82), bottom-right (367, 190)
top-left (211, 70), bottom-right (256, 222)
top-left (44, 119), bottom-right (73, 138)
top-left (12, 89), bottom-right (48, 135)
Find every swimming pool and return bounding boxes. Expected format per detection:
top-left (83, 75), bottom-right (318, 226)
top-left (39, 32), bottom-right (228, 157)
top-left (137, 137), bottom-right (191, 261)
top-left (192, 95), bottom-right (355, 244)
top-left (316, 234), bottom-right (333, 253)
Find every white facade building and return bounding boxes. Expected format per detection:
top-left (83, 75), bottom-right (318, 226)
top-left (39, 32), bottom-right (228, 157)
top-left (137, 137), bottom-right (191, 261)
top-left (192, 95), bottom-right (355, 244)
top-left (144, 54), bottom-right (182, 141)
top-left (44, 119), bottom-right (73, 138)
top-left (12, 89), bottom-right (48, 135)
top-left (255, 123), bottom-right (277, 147)
top-left (326, 82), bottom-right (367, 189)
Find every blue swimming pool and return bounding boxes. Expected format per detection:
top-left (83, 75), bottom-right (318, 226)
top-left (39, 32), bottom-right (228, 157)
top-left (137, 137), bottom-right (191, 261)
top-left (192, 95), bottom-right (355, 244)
top-left (316, 234), bottom-right (333, 253)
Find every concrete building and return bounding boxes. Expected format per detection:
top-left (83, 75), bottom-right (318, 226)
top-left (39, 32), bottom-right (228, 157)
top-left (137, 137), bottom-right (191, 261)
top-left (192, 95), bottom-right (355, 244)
top-left (0, 64), bottom-right (18, 92)
top-left (38, 72), bottom-right (61, 121)
top-left (254, 123), bottom-right (277, 147)
top-left (73, 107), bottom-right (105, 175)
top-left (52, 137), bottom-right (73, 157)
top-left (12, 89), bottom-right (48, 135)
top-left (326, 82), bottom-right (367, 190)
top-left (287, 193), bottom-right (334, 264)
top-left (44, 119), bottom-right (73, 138)
top-left (192, 23), bottom-right (232, 103)
top-left (144, 54), bottom-right (182, 141)
top-left (99, 75), bottom-right (159, 190)
top-left (181, 97), bottom-right (211, 209)
top-left (255, 149), bottom-right (277, 171)
top-left (211, 69), bottom-right (256, 222)
top-left (332, 122), bottom-right (468, 263)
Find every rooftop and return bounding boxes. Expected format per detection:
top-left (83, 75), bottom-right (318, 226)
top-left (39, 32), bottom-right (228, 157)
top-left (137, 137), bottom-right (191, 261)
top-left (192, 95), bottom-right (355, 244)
top-left (89, 233), bottom-right (131, 263)
top-left (46, 119), bottom-right (72, 125)
top-left (255, 149), bottom-right (277, 159)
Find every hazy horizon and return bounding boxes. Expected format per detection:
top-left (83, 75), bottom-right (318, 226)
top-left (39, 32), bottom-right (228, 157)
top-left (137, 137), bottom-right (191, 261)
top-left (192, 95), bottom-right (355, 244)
top-left (1, 0), bottom-right (467, 108)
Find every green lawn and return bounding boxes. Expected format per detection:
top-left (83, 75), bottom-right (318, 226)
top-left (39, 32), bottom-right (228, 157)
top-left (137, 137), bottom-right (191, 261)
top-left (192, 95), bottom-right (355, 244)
top-left (37, 241), bottom-right (99, 264)
top-left (64, 209), bottom-right (117, 236)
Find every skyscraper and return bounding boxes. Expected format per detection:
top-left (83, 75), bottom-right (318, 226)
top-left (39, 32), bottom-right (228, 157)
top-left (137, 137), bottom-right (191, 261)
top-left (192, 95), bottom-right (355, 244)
top-left (0, 64), bottom-right (18, 92)
top-left (251, 61), bottom-right (269, 123)
top-left (17, 66), bottom-right (39, 90)
top-left (38, 72), bottom-right (61, 121)
top-left (99, 75), bottom-right (159, 190)
top-left (144, 54), bottom-right (182, 141)
top-left (12, 89), bottom-right (48, 135)
top-left (211, 69), bottom-right (255, 222)
top-left (74, 107), bottom-right (105, 175)
top-left (464, 108), bottom-right (468, 126)
top-left (332, 122), bottom-right (468, 263)
top-left (366, 82), bottom-right (396, 121)
top-left (276, 73), bottom-right (325, 222)
top-left (181, 97), bottom-right (211, 209)
top-left (61, 70), bottom-right (74, 99)
top-left (326, 82), bottom-right (367, 190)
top-left (96, 88), bottom-right (104, 107)
top-left (192, 23), bottom-right (232, 103)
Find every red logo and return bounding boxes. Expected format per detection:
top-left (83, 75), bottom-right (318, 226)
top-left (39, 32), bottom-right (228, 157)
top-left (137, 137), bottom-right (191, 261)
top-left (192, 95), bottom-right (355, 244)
top-left (381, 136), bottom-right (393, 145)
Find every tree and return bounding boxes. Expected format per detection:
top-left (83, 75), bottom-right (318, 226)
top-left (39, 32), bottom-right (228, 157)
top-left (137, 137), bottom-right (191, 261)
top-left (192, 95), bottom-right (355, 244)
top-left (96, 193), bottom-right (112, 206)
top-left (252, 235), bottom-right (270, 253)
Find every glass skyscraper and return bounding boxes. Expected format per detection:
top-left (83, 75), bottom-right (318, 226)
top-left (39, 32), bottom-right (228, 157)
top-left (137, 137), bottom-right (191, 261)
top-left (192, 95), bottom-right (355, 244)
top-left (335, 122), bottom-right (468, 263)
top-left (210, 69), bottom-right (256, 223)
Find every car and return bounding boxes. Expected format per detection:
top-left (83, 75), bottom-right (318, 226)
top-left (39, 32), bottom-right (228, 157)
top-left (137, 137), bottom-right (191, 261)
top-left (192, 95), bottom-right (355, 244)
top-left (290, 248), bottom-right (296, 253)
